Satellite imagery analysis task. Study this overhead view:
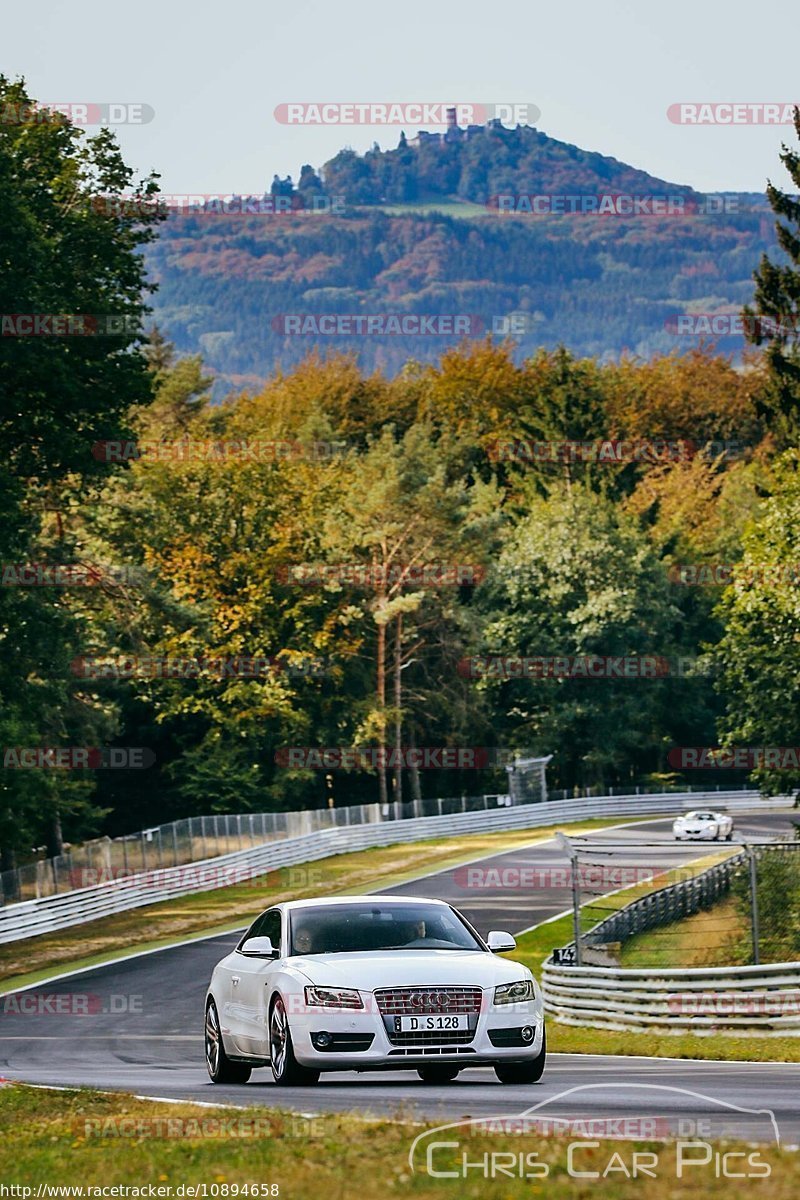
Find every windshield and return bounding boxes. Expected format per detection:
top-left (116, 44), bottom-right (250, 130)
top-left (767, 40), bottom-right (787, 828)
top-left (288, 902), bottom-right (484, 955)
top-left (686, 812), bottom-right (715, 821)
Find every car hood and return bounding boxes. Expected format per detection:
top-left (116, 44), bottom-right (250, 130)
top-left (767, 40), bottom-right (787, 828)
top-left (287, 950), bottom-right (532, 991)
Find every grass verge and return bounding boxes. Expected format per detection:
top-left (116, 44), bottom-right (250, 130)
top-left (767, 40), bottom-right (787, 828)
top-left (619, 896), bottom-right (749, 969)
top-left (0, 1084), bottom-right (797, 1198)
top-left (0, 817), bottom-right (624, 991)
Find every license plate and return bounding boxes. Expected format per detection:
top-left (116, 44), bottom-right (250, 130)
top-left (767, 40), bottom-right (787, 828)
top-left (395, 1014), bottom-right (470, 1032)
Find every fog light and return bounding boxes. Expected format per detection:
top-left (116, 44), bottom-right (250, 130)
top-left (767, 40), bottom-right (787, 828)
top-left (521, 1025), bottom-right (534, 1043)
top-left (315, 1031), bottom-right (333, 1048)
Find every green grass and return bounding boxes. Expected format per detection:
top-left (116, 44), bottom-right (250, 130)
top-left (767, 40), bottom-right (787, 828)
top-left (371, 200), bottom-right (491, 218)
top-left (1, 1084), bottom-right (797, 1199)
top-left (619, 896), bottom-right (750, 969)
top-left (0, 817), bottom-right (625, 992)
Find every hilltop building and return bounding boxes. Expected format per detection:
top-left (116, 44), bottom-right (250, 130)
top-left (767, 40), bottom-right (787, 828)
top-left (409, 106), bottom-right (487, 148)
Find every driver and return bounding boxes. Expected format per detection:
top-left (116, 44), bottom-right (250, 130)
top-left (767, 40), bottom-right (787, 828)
top-left (403, 919), bottom-right (426, 944)
top-left (293, 925), bottom-right (314, 954)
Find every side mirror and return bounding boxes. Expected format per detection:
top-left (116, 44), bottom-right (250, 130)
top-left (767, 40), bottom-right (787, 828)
top-left (239, 935), bottom-right (280, 959)
top-left (487, 930), bottom-right (516, 953)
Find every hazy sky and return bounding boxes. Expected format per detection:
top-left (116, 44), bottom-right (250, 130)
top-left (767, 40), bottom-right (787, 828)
top-left (4, 0), bottom-right (798, 195)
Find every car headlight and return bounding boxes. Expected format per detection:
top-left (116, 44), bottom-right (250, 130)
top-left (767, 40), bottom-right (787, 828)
top-left (304, 985), bottom-right (363, 1009)
top-left (493, 979), bottom-right (536, 1005)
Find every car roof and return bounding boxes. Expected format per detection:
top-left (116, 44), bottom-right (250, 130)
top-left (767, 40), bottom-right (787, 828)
top-left (277, 895), bottom-right (451, 913)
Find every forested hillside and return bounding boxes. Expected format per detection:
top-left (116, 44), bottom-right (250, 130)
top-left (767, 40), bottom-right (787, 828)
top-left (146, 123), bottom-right (778, 391)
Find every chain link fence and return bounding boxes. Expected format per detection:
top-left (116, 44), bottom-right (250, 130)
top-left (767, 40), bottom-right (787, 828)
top-left (1, 777), bottom-right (757, 908)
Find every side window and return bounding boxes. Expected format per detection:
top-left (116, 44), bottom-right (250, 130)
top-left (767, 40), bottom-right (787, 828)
top-left (260, 910), bottom-right (282, 954)
top-left (238, 909), bottom-right (281, 954)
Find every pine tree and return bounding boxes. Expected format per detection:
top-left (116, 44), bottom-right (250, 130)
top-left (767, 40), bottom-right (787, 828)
top-left (744, 107), bottom-right (800, 444)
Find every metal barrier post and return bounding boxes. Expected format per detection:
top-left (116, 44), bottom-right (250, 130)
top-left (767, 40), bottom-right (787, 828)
top-left (747, 846), bottom-right (761, 965)
top-left (554, 831), bottom-right (582, 966)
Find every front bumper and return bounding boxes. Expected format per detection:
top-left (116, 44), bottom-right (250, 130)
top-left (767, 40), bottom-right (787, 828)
top-left (287, 991), bottom-right (544, 1071)
top-left (674, 827), bottom-right (718, 839)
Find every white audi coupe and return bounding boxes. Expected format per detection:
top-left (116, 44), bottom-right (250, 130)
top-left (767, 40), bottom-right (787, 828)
top-left (205, 895), bottom-right (546, 1086)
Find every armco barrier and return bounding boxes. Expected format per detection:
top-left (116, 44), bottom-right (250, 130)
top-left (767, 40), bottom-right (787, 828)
top-left (542, 960), bottom-right (800, 1036)
top-left (0, 790), bottom-right (776, 945)
top-left (582, 842), bottom-right (800, 950)
top-left (584, 852), bottom-right (747, 946)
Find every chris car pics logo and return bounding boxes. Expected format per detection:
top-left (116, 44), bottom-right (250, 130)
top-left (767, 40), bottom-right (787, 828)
top-left (408, 1085), bottom-right (780, 1180)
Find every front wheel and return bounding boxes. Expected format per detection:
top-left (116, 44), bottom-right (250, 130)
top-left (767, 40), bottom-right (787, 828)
top-left (494, 1028), bottom-right (546, 1085)
top-left (269, 995), bottom-right (320, 1086)
top-left (205, 999), bottom-right (252, 1084)
top-left (417, 1065), bottom-right (460, 1084)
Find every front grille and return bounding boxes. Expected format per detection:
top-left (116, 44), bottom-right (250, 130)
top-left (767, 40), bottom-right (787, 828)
top-left (374, 986), bottom-right (483, 1015)
top-left (388, 1046), bottom-right (477, 1057)
top-left (389, 1027), bottom-right (474, 1047)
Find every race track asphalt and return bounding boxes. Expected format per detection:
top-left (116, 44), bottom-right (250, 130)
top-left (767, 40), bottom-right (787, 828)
top-left (1, 810), bottom-right (798, 1142)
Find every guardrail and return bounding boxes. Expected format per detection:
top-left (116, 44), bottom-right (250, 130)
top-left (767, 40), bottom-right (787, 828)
top-left (0, 781), bottom-right (761, 907)
top-left (542, 959), bottom-right (800, 1035)
top-left (0, 789), bottom-right (774, 945)
top-left (583, 852), bottom-right (747, 947)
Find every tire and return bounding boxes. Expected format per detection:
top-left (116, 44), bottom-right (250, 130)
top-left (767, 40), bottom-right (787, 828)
top-left (726, 829), bottom-right (733, 841)
top-left (269, 995), bottom-right (320, 1086)
top-left (205, 998), bottom-right (252, 1084)
top-left (494, 1028), bottom-right (546, 1085)
top-left (417, 1065), bottom-right (460, 1084)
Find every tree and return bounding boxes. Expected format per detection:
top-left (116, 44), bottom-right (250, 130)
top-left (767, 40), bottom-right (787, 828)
top-left (318, 424), bottom-right (499, 805)
top-left (0, 75), bottom-right (162, 863)
top-left (714, 451), bottom-right (800, 796)
top-left (743, 107), bottom-right (800, 444)
top-left (476, 485), bottom-right (686, 789)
